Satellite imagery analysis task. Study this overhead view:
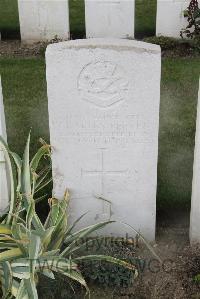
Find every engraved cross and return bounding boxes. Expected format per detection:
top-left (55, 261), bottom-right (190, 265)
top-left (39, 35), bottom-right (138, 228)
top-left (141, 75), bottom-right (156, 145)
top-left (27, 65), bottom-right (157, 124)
top-left (81, 148), bottom-right (128, 218)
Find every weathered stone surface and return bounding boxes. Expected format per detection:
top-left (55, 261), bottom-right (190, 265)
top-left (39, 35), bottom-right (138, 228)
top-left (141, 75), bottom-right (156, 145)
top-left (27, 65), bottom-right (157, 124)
top-left (190, 78), bottom-right (200, 243)
top-left (85, 0), bottom-right (135, 38)
top-left (46, 39), bottom-right (161, 241)
top-left (18, 0), bottom-right (70, 42)
top-left (156, 0), bottom-right (189, 38)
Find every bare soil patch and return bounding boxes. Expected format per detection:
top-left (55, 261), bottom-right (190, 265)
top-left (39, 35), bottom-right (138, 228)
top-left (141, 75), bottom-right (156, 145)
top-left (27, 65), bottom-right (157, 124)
top-left (0, 40), bottom-right (47, 57)
top-left (0, 39), bottom-right (199, 58)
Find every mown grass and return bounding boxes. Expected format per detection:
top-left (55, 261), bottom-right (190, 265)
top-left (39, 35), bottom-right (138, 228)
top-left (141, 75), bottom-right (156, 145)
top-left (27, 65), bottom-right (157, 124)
top-left (135, 0), bottom-right (157, 38)
top-left (69, 0), bottom-right (86, 38)
top-left (0, 0), bottom-right (156, 39)
top-left (0, 57), bottom-right (199, 209)
top-left (157, 57), bottom-right (200, 209)
top-left (0, 58), bottom-right (49, 156)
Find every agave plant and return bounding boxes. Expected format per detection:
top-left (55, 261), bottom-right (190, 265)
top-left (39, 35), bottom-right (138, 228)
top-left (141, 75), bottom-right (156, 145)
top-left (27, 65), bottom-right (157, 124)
top-left (0, 134), bottom-right (137, 298)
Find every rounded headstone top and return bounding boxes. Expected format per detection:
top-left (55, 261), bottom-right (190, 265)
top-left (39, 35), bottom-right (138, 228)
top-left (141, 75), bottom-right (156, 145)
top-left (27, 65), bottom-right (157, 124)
top-left (46, 38), bottom-right (161, 55)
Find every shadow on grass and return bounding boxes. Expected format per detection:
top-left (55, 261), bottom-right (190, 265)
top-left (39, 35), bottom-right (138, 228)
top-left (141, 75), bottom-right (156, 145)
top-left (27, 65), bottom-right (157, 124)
top-left (0, 0), bottom-right (20, 39)
top-left (1, 29), bottom-right (20, 40)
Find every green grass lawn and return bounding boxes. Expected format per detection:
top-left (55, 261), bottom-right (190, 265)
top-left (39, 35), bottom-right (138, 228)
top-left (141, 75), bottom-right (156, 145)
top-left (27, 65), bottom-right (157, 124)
top-left (135, 0), bottom-right (156, 38)
top-left (0, 58), bottom-right (49, 156)
top-left (69, 0), bottom-right (86, 38)
top-left (157, 57), bottom-right (200, 209)
top-left (0, 0), bottom-right (156, 39)
top-left (0, 56), bottom-right (199, 209)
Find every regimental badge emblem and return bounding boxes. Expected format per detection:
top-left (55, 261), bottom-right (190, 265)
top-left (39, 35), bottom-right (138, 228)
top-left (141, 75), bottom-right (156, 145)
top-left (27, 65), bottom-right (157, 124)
top-left (78, 61), bottom-right (129, 108)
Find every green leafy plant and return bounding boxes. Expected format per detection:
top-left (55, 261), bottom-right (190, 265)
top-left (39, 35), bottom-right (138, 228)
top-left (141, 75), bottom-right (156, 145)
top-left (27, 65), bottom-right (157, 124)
top-left (144, 35), bottom-right (200, 55)
top-left (80, 239), bottom-right (137, 288)
top-left (0, 134), bottom-right (137, 298)
top-left (181, 0), bottom-right (200, 39)
top-left (143, 36), bottom-right (178, 50)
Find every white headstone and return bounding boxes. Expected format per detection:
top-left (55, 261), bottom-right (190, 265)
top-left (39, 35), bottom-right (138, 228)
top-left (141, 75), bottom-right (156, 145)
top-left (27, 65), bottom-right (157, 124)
top-left (0, 77), bottom-right (9, 214)
top-left (156, 0), bottom-right (190, 38)
top-left (46, 39), bottom-right (161, 241)
top-left (18, 0), bottom-right (70, 42)
top-left (85, 0), bottom-right (135, 39)
top-left (190, 78), bottom-right (200, 243)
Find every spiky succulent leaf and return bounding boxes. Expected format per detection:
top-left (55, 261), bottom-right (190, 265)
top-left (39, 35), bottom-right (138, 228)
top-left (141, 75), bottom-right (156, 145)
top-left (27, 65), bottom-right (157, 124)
top-left (28, 233), bottom-right (41, 281)
top-left (0, 136), bottom-right (16, 225)
top-left (0, 261), bottom-right (12, 297)
top-left (30, 144), bottom-right (51, 173)
top-left (0, 248), bottom-right (23, 262)
top-left (63, 221), bottom-right (115, 256)
top-left (21, 133), bottom-right (31, 201)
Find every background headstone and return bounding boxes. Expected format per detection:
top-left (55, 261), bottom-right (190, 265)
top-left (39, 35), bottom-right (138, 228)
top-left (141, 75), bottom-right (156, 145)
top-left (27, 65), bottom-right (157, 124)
top-left (46, 39), bottom-right (161, 241)
top-left (156, 0), bottom-right (190, 38)
top-left (18, 0), bottom-right (70, 42)
top-left (85, 0), bottom-right (135, 38)
top-left (190, 78), bottom-right (200, 243)
top-left (0, 77), bottom-right (9, 214)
